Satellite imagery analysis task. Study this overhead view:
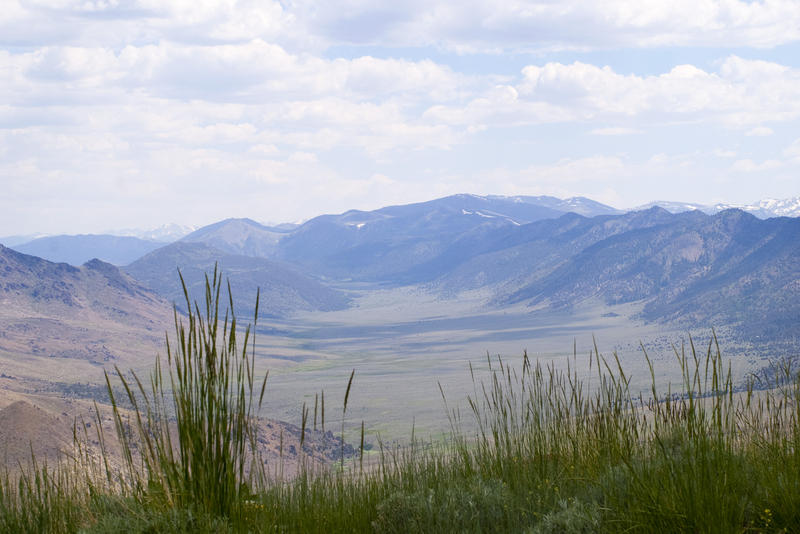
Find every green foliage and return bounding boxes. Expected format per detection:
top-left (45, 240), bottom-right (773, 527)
top-left (526, 499), bottom-right (603, 534)
top-left (372, 477), bottom-right (511, 534)
top-left (0, 459), bottom-right (87, 534)
top-left (81, 496), bottom-right (233, 534)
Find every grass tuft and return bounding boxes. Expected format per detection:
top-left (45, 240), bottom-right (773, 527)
top-left (101, 266), bottom-right (268, 521)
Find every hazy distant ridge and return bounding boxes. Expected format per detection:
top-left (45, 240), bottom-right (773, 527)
top-left (5, 193), bottom-right (799, 335)
top-left (10, 234), bottom-right (163, 266)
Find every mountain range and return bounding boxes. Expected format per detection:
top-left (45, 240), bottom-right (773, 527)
top-left (636, 197), bottom-right (800, 218)
top-left (498, 209), bottom-right (800, 338)
top-left (1, 193), bottom-right (798, 338)
top-left (4, 194), bottom-right (798, 269)
top-left (273, 201), bottom-right (800, 338)
top-left (274, 194), bottom-right (618, 280)
top-left (101, 223), bottom-right (198, 242)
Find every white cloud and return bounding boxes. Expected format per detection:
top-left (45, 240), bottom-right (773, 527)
top-left (291, 0), bottom-right (800, 51)
top-left (424, 84), bottom-right (568, 127)
top-left (181, 123), bottom-right (258, 145)
top-left (428, 57), bottom-right (800, 129)
top-left (521, 156), bottom-right (628, 184)
top-left (589, 127), bottom-right (642, 136)
top-left (730, 158), bottom-right (782, 172)
top-left (713, 149), bottom-right (738, 158)
top-left (745, 126), bottom-right (774, 136)
top-left (6, 0), bottom-right (799, 55)
top-left (0, 0), bottom-right (309, 50)
top-left (0, 38), bottom-right (471, 161)
top-left (249, 143), bottom-right (279, 155)
top-left (4, 40), bottom-right (466, 106)
top-left (784, 139), bottom-right (800, 160)
top-left (371, 173), bottom-right (394, 185)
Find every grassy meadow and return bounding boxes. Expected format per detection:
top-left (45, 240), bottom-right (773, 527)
top-left (1, 276), bottom-right (799, 533)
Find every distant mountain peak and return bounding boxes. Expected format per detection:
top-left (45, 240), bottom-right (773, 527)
top-left (104, 223), bottom-right (197, 243)
top-left (639, 205), bottom-right (674, 215)
top-left (484, 194), bottom-right (622, 217)
top-left (633, 200), bottom-right (710, 213)
top-left (179, 218), bottom-right (296, 259)
top-left (633, 197), bottom-right (800, 219)
top-left (220, 217), bottom-right (267, 226)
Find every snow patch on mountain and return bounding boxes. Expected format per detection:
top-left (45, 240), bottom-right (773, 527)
top-left (107, 223), bottom-right (197, 242)
top-left (639, 197), bottom-right (800, 218)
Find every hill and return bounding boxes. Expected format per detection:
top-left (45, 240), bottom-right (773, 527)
top-left (124, 242), bottom-right (351, 318)
top-left (180, 218), bottom-right (292, 258)
top-left (0, 400), bottom-right (75, 471)
top-left (0, 245), bottom-right (174, 374)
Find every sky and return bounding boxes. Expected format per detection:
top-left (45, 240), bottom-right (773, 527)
top-left (2, 0), bottom-right (800, 235)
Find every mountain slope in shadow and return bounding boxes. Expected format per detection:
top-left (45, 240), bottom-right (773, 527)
top-left (125, 242), bottom-right (350, 319)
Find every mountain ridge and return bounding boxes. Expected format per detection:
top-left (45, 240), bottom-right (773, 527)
top-left (634, 197), bottom-right (800, 218)
top-left (10, 234), bottom-right (164, 266)
top-left (124, 241), bottom-right (351, 318)
top-left (494, 209), bottom-right (800, 337)
top-left (0, 245), bottom-right (174, 368)
top-left (180, 218), bottom-right (294, 258)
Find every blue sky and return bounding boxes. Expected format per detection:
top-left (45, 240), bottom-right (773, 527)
top-left (1, 0), bottom-right (799, 234)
